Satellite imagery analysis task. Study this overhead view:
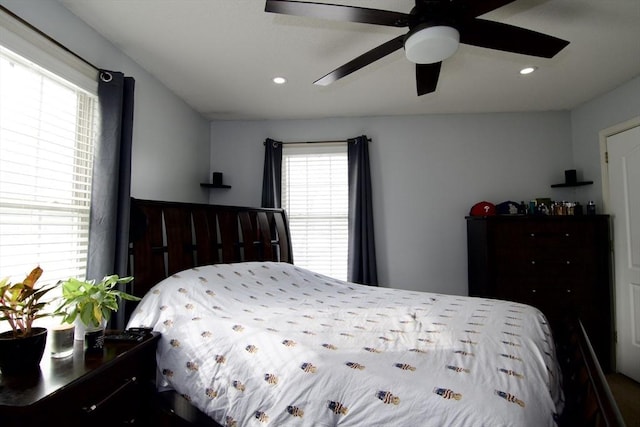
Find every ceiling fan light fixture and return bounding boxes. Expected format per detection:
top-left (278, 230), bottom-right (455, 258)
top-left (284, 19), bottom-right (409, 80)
top-left (404, 25), bottom-right (460, 64)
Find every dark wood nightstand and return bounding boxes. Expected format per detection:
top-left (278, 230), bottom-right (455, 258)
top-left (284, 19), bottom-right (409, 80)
top-left (0, 331), bottom-right (160, 426)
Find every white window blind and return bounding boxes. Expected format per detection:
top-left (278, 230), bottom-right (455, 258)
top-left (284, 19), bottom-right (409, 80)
top-left (282, 143), bottom-right (348, 280)
top-left (0, 44), bottom-right (98, 288)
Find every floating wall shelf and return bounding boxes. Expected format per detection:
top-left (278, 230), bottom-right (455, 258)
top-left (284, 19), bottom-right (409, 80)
top-left (200, 183), bottom-right (231, 189)
top-left (550, 181), bottom-right (593, 188)
top-left (551, 169), bottom-right (592, 188)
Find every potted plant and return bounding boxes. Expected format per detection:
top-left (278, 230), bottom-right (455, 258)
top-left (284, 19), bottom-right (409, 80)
top-left (58, 274), bottom-right (140, 343)
top-left (0, 266), bottom-right (59, 374)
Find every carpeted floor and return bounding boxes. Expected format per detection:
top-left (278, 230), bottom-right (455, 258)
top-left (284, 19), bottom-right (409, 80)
top-left (607, 373), bottom-right (640, 427)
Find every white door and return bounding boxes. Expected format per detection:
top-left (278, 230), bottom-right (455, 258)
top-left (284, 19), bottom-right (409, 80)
top-left (602, 118), bottom-right (640, 382)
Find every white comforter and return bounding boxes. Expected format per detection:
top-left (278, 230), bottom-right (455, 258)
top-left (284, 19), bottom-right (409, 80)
top-left (128, 262), bottom-right (564, 426)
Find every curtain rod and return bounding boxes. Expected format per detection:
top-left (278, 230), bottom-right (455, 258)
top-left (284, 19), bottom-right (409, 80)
top-left (1, 5), bottom-right (99, 71)
top-left (265, 138), bottom-right (371, 145)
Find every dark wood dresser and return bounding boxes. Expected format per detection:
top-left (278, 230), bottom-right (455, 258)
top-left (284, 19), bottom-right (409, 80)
top-left (0, 331), bottom-right (160, 426)
top-left (466, 215), bottom-right (613, 370)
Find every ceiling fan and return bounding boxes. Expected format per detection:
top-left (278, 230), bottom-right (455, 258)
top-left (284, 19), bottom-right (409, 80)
top-left (264, 0), bottom-right (569, 95)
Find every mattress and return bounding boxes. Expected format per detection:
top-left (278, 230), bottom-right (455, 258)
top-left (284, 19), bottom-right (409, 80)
top-left (128, 262), bottom-right (564, 426)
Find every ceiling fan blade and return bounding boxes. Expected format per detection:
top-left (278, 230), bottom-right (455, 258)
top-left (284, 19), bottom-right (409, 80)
top-left (459, 19), bottom-right (569, 58)
top-left (416, 62), bottom-right (441, 95)
top-left (314, 35), bottom-right (405, 86)
top-left (461, 0), bottom-right (518, 18)
top-left (265, 0), bottom-right (409, 27)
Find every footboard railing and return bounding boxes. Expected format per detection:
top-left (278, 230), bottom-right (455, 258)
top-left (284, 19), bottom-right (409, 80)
top-left (557, 318), bottom-right (625, 427)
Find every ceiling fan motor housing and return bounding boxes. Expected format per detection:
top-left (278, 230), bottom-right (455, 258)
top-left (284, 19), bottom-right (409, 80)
top-left (404, 24), bottom-right (460, 64)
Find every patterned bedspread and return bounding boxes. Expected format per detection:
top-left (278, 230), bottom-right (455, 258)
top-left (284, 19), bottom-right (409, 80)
top-left (128, 262), bottom-right (564, 426)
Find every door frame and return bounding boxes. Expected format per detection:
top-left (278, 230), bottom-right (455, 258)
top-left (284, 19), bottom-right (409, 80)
top-left (599, 116), bottom-right (640, 211)
top-left (598, 115), bottom-right (640, 372)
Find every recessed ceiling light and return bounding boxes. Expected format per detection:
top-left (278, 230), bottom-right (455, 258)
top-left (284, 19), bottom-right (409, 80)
top-left (519, 66), bottom-right (537, 75)
top-left (272, 76), bottom-right (287, 84)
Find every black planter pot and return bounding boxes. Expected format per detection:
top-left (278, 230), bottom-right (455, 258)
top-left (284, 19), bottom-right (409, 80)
top-left (0, 327), bottom-right (48, 375)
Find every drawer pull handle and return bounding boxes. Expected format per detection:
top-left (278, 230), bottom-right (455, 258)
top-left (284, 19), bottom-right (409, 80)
top-left (566, 260), bottom-right (571, 264)
top-left (531, 289), bottom-right (537, 293)
top-left (530, 233), bottom-right (535, 237)
top-left (531, 260), bottom-right (536, 265)
top-left (565, 233), bottom-right (570, 237)
top-left (566, 289), bottom-right (571, 293)
top-left (83, 376), bottom-right (137, 414)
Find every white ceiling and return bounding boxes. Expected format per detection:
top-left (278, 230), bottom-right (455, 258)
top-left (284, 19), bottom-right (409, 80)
top-left (58, 0), bottom-right (640, 121)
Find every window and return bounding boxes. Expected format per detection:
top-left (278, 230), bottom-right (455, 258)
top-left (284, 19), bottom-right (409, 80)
top-left (282, 143), bottom-right (348, 280)
top-left (0, 36), bottom-right (98, 291)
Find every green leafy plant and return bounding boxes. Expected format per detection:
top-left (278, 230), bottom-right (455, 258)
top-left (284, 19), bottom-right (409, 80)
top-left (0, 266), bottom-right (59, 338)
top-left (58, 275), bottom-right (141, 328)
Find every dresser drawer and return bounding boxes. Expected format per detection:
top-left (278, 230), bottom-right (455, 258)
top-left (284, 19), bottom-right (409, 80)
top-left (70, 355), bottom-right (143, 424)
top-left (494, 221), bottom-right (594, 256)
top-left (496, 268), bottom-right (598, 296)
top-left (496, 255), bottom-right (595, 280)
top-left (497, 280), bottom-right (593, 319)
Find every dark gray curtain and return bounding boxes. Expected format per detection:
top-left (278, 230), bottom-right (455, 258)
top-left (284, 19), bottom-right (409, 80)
top-left (348, 136), bottom-right (378, 285)
top-left (86, 70), bottom-right (135, 329)
top-left (261, 138), bottom-right (282, 208)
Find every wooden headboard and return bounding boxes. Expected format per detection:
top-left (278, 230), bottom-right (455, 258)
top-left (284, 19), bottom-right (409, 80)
top-left (127, 198), bottom-right (293, 301)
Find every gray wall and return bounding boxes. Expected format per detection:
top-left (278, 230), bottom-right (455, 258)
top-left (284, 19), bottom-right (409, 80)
top-left (1, 0), bottom-right (211, 203)
top-left (210, 112), bottom-right (575, 295)
top-left (571, 75), bottom-right (640, 207)
top-left (209, 77), bottom-right (639, 296)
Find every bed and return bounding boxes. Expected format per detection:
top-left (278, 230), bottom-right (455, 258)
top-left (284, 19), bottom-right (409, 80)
top-left (125, 198), bottom-right (623, 427)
